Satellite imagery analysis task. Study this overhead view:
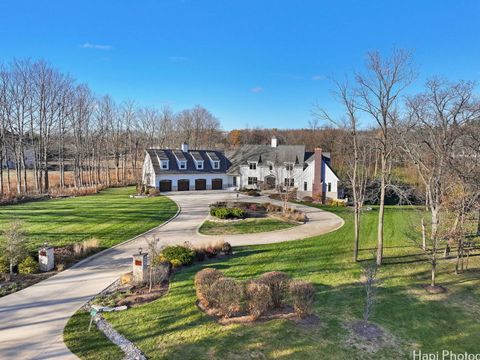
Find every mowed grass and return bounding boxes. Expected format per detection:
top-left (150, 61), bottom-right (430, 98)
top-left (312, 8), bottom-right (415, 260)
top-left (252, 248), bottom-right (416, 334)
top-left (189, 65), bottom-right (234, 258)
top-left (0, 187), bottom-right (178, 250)
top-left (65, 205), bottom-right (480, 360)
top-left (199, 218), bottom-right (298, 235)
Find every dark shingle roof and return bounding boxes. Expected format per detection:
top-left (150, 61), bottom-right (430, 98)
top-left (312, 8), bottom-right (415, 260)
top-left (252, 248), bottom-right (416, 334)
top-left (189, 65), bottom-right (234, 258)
top-left (225, 144), bottom-right (306, 175)
top-left (146, 149), bottom-right (230, 175)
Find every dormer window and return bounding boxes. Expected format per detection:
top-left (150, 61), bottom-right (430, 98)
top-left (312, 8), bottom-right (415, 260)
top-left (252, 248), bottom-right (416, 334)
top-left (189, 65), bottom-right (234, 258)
top-left (179, 161), bottom-right (187, 170)
top-left (196, 161), bottom-right (204, 170)
top-left (160, 160), bottom-right (169, 170)
top-left (285, 163), bottom-right (294, 171)
top-left (249, 162), bottom-right (257, 170)
top-left (213, 161), bottom-right (220, 169)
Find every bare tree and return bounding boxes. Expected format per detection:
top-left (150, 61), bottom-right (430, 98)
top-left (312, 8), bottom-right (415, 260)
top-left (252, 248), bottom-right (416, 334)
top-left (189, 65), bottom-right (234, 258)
top-left (355, 49), bottom-right (416, 265)
top-left (401, 79), bottom-right (479, 286)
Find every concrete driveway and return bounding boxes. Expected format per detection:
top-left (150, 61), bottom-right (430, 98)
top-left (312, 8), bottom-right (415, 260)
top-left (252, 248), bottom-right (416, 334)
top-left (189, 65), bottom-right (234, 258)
top-left (0, 191), bottom-right (343, 360)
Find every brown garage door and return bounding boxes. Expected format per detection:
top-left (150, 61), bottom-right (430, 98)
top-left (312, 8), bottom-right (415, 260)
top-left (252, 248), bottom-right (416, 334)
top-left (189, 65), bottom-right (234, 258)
top-left (159, 180), bottom-right (172, 192)
top-left (195, 179), bottom-right (206, 190)
top-left (177, 179), bottom-right (190, 191)
top-left (212, 178), bottom-right (223, 190)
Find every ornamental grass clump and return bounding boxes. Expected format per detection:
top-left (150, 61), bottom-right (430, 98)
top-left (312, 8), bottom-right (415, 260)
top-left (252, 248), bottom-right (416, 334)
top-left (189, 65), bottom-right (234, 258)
top-left (259, 271), bottom-right (290, 308)
top-left (194, 268), bottom-right (224, 307)
top-left (210, 277), bottom-right (243, 317)
top-left (289, 280), bottom-right (316, 318)
top-left (245, 280), bottom-right (272, 320)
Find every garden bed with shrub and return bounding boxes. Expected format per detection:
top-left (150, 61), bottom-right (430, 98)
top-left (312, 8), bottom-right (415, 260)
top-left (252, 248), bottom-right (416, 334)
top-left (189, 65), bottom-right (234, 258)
top-left (194, 269), bottom-right (318, 325)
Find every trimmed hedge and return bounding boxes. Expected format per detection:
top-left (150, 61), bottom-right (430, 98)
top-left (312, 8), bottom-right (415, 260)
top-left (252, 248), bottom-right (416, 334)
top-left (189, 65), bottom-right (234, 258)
top-left (210, 207), bottom-right (245, 219)
top-left (160, 246), bottom-right (195, 266)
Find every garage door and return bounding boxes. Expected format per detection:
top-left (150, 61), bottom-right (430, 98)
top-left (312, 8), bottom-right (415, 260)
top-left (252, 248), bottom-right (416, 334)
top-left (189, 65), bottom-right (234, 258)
top-left (212, 178), bottom-right (223, 190)
top-left (195, 179), bottom-right (206, 190)
top-left (177, 179), bottom-right (190, 191)
top-left (159, 180), bottom-right (172, 192)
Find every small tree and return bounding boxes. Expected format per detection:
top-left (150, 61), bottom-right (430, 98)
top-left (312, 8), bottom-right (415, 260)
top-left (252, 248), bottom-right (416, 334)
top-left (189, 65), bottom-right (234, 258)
top-left (0, 220), bottom-right (28, 275)
top-left (146, 237), bottom-right (164, 292)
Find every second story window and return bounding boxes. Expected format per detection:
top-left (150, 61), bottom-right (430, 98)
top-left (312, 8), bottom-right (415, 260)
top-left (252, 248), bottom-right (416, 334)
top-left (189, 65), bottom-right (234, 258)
top-left (161, 161), bottom-right (169, 170)
top-left (179, 161), bottom-right (186, 170)
top-left (196, 161), bottom-right (204, 170)
top-left (213, 161), bottom-right (220, 169)
top-left (249, 162), bottom-right (257, 170)
top-left (285, 163), bottom-right (294, 171)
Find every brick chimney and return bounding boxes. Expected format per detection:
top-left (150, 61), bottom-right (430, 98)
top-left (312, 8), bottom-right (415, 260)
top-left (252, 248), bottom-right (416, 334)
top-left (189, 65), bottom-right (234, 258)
top-left (312, 147), bottom-right (324, 203)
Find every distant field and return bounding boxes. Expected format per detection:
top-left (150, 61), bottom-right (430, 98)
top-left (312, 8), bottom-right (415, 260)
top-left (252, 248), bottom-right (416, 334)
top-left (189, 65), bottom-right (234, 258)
top-left (0, 187), bottom-right (178, 250)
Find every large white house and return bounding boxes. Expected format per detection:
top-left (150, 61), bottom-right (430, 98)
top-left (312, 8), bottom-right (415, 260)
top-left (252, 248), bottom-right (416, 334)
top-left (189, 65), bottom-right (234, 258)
top-left (142, 137), bottom-right (340, 202)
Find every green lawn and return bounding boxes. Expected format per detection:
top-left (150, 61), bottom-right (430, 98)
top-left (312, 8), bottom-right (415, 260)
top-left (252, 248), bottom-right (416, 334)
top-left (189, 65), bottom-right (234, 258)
top-left (0, 187), bottom-right (178, 250)
top-left (199, 218), bottom-right (298, 235)
top-left (65, 205), bottom-right (480, 360)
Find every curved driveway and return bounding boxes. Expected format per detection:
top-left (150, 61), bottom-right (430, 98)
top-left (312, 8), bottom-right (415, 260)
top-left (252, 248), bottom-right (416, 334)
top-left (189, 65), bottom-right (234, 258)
top-left (0, 191), bottom-right (343, 360)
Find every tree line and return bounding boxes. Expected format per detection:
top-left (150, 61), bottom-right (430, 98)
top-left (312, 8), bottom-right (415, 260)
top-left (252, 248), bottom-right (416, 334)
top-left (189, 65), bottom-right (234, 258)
top-left (0, 59), bottom-right (223, 198)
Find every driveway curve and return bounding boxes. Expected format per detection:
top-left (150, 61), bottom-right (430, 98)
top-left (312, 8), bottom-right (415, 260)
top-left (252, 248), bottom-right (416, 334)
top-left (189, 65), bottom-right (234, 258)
top-left (0, 190), bottom-right (343, 360)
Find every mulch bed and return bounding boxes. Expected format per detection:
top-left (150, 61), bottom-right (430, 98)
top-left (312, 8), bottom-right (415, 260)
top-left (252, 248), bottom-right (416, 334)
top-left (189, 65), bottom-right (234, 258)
top-left (116, 282), bottom-right (169, 307)
top-left (421, 284), bottom-right (448, 294)
top-left (197, 301), bottom-right (319, 327)
top-left (0, 272), bottom-right (56, 297)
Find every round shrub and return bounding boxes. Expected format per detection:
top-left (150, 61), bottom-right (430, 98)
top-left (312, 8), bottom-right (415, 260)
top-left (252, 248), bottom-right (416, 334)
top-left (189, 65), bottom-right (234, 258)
top-left (161, 246), bottom-right (195, 266)
top-left (289, 280), bottom-right (316, 318)
top-left (229, 207), bottom-right (245, 219)
top-left (221, 242), bottom-right (232, 255)
top-left (194, 268), bottom-right (224, 307)
top-left (211, 277), bottom-right (243, 317)
top-left (245, 280), bottom-right (272, 320)
top-left (210, 207), bottom-right (230, 219)
top-left (18, 256), bottom-right (39, 274)
top-left (259, 271), bottom-right (290, 308)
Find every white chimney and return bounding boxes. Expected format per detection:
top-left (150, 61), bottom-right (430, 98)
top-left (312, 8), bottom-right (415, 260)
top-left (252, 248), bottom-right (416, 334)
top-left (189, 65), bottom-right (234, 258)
top-left (181, 142), bottom-right (189, 152)
top-left (271, 137), bottom-right (278, 148)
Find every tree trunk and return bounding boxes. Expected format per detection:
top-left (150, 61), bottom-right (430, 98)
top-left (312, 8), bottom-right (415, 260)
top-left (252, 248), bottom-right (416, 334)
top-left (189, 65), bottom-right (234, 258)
top-left (376, 158), bottom-right (386, 266)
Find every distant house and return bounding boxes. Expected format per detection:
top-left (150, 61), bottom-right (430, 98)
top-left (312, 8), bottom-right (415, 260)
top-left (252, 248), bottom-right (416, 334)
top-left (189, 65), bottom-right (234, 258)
top-left (142, 137), bottom-right (340, 202)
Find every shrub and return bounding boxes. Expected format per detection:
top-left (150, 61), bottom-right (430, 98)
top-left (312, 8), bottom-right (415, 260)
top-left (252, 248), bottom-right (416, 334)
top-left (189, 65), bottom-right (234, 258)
top-left (229, 207), bottom-right (246, 219)
top-left (205, 247), bottom-right (218, 258)
top-left (221, 242), bottom-right (232, 255)
top-left (170, 259), bottom-right (182, 268)
top-left (0, 255), bottom-right (9, 273)
top-left (194, 268), bottom-right (224, 307)
top-left (161, 245), bottom-right (195, 266)
top-left (247, 190), bottom-right (261, 197)
top-left (211, 277), bottom-right (243, 317)
top-left (73, 238), bottom-right (100, 258)
top-left (245, 281), bottom-right (272, 319)
top-left (18, 256), bottom-right (39, 274)
top-left (210, 207), bottom-right (245, 219)
top-left (210, 207), bottom-right (230, 219)
top-left (148, 188), bottom-right (160, 196)
top-left (289, 280), bottom-right (316, 318)
top-left (260, 271), bottom-right (290, 308)
top-left (326, 199), bottom-right (346, 207)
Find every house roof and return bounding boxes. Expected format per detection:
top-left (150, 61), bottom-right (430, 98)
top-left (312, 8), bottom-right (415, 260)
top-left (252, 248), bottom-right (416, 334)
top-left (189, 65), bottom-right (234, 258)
top-left (225, 144), bottom-right (307, 175)
top-left (146, 149), bottom-right (230, 175)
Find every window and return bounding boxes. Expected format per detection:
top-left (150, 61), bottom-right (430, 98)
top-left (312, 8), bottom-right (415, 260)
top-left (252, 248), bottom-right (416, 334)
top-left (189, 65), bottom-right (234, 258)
top-left (249, 162), bottom-right (257, 170)
top-left (304, 181), bottom-right (308, 191)
top-left (284, 178), bottom-right (294, 187)
top-left (196, 161), bottom-right (204, 170)
top-left (285, 163), bottom-right (294, 171)
top-left (248, 177), bottom-right (258, 185)
top-left (269, 163), bottom-right (273, 171)
top-left (161, 161), bottom-right (169, 170)
top-left (327, 182), bottom-right (332, 192)
top-left (213, 161), bottom-right (220, 169)
top-left (179, 161), bottom-right (186, 170)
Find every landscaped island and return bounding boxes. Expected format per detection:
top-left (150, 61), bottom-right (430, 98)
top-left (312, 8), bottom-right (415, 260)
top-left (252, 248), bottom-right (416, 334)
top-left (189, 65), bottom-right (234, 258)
top-left (65, 204), bottom-right (480, 359)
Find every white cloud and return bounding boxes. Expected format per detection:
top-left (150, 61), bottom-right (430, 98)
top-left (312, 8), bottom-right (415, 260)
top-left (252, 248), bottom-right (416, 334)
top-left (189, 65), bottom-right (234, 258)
top-left (81, 42), bottom-right (112, 50)
top-left (250, 86), bottom-right (263, 93)
top-left (312, 75), bottom-right (325, 81)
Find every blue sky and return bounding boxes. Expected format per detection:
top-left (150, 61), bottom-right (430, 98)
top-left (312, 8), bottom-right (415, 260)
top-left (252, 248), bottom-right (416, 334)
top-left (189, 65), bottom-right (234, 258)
top-left (1, 0), bottom-right (479, 130)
